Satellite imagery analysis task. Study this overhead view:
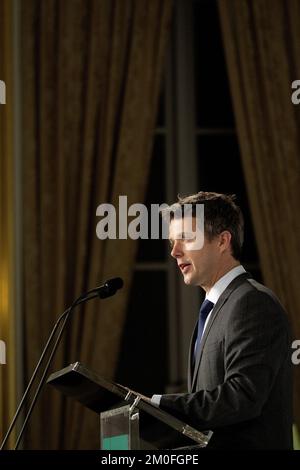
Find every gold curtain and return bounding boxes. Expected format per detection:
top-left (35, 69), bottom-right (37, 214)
top-left (219, 0), bottom-right (300, 428)
top-left (22, 0), bottom-right (173, 449)
top-left (0, 0), bottom-right (17, 446)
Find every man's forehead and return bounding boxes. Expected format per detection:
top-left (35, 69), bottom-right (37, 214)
top-left (168, 216), bottom-right (197, 238)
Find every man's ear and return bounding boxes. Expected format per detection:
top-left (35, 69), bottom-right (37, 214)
top-left (219, 231), bottom-right (232, 252)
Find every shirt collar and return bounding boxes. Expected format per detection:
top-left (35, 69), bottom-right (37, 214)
top-left (206, 265), bottom-right (246, 305)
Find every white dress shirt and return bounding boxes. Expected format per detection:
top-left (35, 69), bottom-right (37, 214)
top-left (203, 264), bottom-right (246, 334)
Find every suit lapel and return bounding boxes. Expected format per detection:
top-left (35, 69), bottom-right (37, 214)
top-left (191, 294), bottom-right (228, 390)
top-left (188, 324), bottom-right (197, 391)
top-left (191, 272), bottom-right (251, 391)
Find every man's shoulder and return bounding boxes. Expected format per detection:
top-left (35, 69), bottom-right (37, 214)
top-left (227, 272), bottom-right (274, 295)
top-left (229, 275), bottom-right (287, 318)
top-left (236, 276), bottom-right (280, 302)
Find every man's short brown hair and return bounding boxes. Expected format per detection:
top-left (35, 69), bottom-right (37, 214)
top-left (167, 191), bottom-right (244, 260)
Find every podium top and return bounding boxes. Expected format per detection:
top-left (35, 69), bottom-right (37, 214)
top-left (47, 362), bottom-right (212, 448)
top-left (47, 362), bottom-right (127, 413)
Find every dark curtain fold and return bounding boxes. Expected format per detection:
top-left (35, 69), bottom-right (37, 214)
top-left (218, 0), bottom-right (300, 429)
top-left (22, 0), bottom-right (173, 449)
top-left (0, 0), bottom-right (17, 446)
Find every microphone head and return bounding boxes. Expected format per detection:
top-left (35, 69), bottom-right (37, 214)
top-left (106, 277), bottom-right (123, 291)
top-left (98, 277), bottom-right (124, 298)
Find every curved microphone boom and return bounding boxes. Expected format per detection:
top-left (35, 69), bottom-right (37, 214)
top-left (0, 277), bottom-right (123, 450)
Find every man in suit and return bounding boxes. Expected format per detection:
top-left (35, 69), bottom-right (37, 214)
top-left (152, 191), bottom-right (293, 449)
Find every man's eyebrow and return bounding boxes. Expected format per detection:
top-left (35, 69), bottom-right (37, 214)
top-left (169, 232), bottom-right (183, 241)
top-left (169, 231), bottom-right (195, 242)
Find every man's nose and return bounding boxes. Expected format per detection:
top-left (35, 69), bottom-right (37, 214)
top-left (171, 240), bottom-right (183, 258)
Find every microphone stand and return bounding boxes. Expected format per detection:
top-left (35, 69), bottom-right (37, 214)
top-left (0, 292), bottom-right (100, 450)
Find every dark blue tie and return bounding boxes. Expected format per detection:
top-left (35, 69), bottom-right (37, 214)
top-left (194, 299), bottom-right (214, 360)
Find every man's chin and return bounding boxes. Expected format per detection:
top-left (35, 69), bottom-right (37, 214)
top-left (183, 274), bottom-right (195, 286)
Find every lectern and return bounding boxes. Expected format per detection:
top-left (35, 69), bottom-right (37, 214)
top-left (47, 362), bottom-right (212, 450)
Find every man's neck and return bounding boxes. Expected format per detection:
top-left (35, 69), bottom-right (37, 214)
top-left (204, 260), bottom-right (240, 293)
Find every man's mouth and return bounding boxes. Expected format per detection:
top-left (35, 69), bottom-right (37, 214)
top-left (179, 263), bottom-right (191, 273)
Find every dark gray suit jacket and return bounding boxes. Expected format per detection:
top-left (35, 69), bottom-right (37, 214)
top-left (160, 273), bottom-right (293, 449)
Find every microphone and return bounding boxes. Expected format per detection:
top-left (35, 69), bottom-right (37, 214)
top-left (0, 277), bottom-right (123, 450)
top-left (83, 277), bottom-right (124, 300)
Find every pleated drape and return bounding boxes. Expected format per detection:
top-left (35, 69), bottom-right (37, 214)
top-left (219, 0), bottom-right (300, 429)
top-left (0, 0), bottom-right (17, 447)
top-left (22, 0), bottom-right (173, 449)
